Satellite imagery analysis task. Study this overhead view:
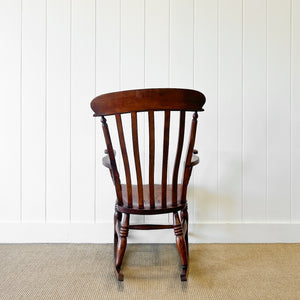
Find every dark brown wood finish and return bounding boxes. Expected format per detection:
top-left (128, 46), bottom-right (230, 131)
top-left (91, 88), bottom-right (205, 116)
top-left (148, 110), bottom-right (155, 208)
top-left (181, 112), bottom-right (198, 203)
top-left (173, 211), bottom-right (188, 280)
top-left (118, 184), bottom-right (186, 215)
top-left (172, 111), bottom-right (185, 206)
top-left (101, 116), bottom-right (122, 206)
top-left (161, 110), bottom-right (170, 208)
top-left (131, 112), bottom-right (144, 209)
top-left (115, 114), bottom-right (133, 208)
top-left (91, 88), bottom-right (205, 281)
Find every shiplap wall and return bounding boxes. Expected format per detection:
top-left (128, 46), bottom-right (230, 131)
top-left (0, 0), bottom-right (299, 243)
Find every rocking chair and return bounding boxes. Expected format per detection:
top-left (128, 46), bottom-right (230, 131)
top-left (91, 88), bottom-right (205, 281)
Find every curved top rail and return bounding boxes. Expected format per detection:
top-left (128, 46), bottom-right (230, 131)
top-left (91, 88), bottom-right (205, 116)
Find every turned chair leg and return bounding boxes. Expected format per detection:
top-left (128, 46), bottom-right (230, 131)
top-left (173, 212), bottom-right (188, 281)
top-left (114, 208), bottom-right (122, 261)
top-left (115, 213), bottom-right (129, 281)
top-left (181, 207), bottom-right (189, 258)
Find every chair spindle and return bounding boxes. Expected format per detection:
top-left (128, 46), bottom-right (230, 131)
top-left (161, 110), bottom-right (170, 208)
top-left (101, 116), bottom-right (123, 205)
top-left (148, 111), bottom-right (155, 208)
top-left (131, 112), bottom-right (144, 209)
top-left (116, 114), bottom-right (133, 208)
top-left (181, 112), bottom-right (198, 203)
top-left (172, 111), bottom-right (186, 206)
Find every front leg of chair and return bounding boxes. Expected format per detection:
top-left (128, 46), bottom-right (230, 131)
top-left (115, 213), bottom-right (129, 281)
top-left (173, 212), bottom-right (188, 281)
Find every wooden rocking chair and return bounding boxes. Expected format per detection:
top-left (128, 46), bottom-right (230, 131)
top-left (91, 88), bottom-right (205, 281)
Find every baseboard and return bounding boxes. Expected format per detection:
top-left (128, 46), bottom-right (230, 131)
top-left (0, 222), bottom-right (299, 243)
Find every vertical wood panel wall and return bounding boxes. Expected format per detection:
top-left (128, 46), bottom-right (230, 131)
top-left (0, 0), bottom-right (299, 243)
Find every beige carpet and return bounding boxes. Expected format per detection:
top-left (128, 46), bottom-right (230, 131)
top-left (0, 243), bottom-right (300, 299)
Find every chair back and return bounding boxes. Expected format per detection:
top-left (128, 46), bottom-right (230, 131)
top-left (91, 88), bottom-right (206, 208)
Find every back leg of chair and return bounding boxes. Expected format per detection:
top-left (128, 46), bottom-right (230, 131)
top-left (115, 213), bottom-right (129, 281)
top-left (181, 207), bottom-right (189, 258)
top-left (114, 208), bottom-right (122, 261)
top-left (173, 212), bottom-right (188, 281)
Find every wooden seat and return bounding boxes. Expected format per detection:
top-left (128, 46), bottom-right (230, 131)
top-left (91, 88), bottom-right (205, 281)
top-left (119, 184), bottom-right (185, 214)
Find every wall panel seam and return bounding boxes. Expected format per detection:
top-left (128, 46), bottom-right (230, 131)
top-left (242, 0), bottom-right (245, 222)
top-left (192, 0), bottom-right (195, 221)
top-left (193, 0), bottom-right (195, 90)
top-left (266, 0), bottom-right (269, 222)
top-left (168, 0), bottom-right (170, 87)
top-left (289, 0), bottom-right (293, 223)
top-left (143, 0), bottom-right (146, 88)
top-left (119, 0), bottom-right (122, 90)
top-left (20, 0), bottom-right (23, 223)
top-left (94, 0), bottom-right (97, 224)
top-left (217, 0), bottom-right (220, 223)
top-left (69, 0), bottom-right (72, 223)
top-left (45, 0), bottom-right (48, 223)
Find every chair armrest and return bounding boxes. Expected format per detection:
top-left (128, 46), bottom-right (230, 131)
top-left (189, 149), bottom-right (199, 167)
top-left (102, 149), bottom-right (116, 169)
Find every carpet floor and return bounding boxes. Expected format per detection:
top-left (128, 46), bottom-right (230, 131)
top-left (0, 243), bottom-right (299, 299)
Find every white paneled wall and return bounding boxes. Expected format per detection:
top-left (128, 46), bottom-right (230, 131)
top-left (0, 0), bottom-right (299, 243)
top-left (21, 0), bottom-right (46, 222)
top-left (292, 0), bottom-right (300, 222)
top-left (243, 0), bottom-right (267, 222)
top-left (0, 0), bottom-right (21, 223)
